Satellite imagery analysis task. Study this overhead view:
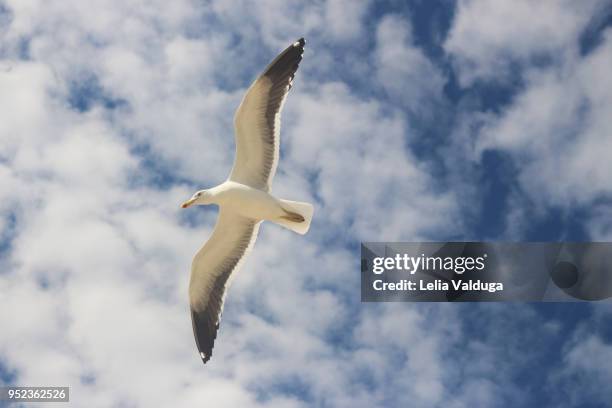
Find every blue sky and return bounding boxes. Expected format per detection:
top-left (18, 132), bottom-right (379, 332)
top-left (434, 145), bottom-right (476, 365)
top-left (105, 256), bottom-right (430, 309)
top-left (1, 0), bottom-right (612, 407)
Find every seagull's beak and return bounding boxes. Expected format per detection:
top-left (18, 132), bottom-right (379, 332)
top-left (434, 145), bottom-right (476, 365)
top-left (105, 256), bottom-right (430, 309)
top-left (181, 197), bottom-right (197, 209)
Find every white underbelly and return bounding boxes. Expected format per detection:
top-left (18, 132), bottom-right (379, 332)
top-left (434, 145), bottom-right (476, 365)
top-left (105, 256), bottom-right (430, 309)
top-left (217, 182), bottom-right (283, 220)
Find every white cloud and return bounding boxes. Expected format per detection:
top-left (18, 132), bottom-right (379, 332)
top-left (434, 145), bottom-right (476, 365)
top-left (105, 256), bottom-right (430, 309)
top-left (588, 204), bottom-right (612, 240)
top-left (445, 0), bottom-right (605, 85)
top-left (323, 0), bottom-right (371, 42)
top-left (473, 28), bottom-right (612, 234)
top-left (554, 312), bottom-right (612, 407)
top-left (440, 1), bottom-right (612, 239)
top-left (285, 81), bottom-right (459, 240)
top-left (209, 0), bottom-right (370, 47)
top-left (375, 14), bottom-right (446, 115)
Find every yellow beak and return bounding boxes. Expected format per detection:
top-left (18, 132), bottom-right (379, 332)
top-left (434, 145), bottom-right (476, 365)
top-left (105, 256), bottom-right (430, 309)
top-left (181, 197), bottom-right (197, 208)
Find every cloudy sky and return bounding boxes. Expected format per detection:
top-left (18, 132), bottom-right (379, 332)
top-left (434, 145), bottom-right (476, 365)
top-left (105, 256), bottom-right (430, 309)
top-left (1, 0), bottom-right (612, 406)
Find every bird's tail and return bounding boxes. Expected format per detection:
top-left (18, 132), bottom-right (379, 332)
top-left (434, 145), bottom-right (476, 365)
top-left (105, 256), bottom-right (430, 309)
top-left (273, 199), bottom-right (314, 235)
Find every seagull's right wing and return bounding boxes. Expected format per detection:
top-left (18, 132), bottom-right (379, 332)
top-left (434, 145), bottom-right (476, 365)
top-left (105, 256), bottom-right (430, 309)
top-left (230, 38), bottom-right (305, 191)
top-left (189, 209), bottom-right (260, 364)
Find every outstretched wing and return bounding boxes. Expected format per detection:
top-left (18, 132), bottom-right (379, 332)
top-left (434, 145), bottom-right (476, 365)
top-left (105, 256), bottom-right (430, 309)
top-left (189, 209), bottom-right (260, 363)
top-left (230, 38), bottom-right (305, 191)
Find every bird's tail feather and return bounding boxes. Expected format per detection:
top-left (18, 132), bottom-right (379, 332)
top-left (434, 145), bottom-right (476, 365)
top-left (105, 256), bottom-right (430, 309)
top-left (274, 199), bottom-right (314, 235)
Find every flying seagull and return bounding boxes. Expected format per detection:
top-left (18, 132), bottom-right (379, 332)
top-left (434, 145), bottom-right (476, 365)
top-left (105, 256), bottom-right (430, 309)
top-left (181, 38), bottom-right (313, 364)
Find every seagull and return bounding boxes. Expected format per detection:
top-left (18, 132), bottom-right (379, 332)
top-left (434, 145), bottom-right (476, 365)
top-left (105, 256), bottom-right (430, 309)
top-left (181, 38), bottom-right (313, 364)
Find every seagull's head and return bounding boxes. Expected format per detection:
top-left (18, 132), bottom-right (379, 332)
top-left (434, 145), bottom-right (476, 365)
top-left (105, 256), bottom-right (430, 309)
top-left (181, 190), bottom-right (211, 208)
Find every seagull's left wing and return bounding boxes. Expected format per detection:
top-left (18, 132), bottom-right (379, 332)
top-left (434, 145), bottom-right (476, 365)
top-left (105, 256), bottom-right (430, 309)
top-left (230, 38), bottom-right (305, 191)
top-left (189, 209), bottom-right (260, 363)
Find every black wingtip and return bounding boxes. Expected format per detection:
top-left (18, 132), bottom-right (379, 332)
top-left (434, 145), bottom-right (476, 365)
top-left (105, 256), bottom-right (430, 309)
top-left (190, 307), bottom-right (217, 365)
top-left (295, 37), bottom-right (305, 47)
top-left (200, 351), bottom-right (211, 364)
